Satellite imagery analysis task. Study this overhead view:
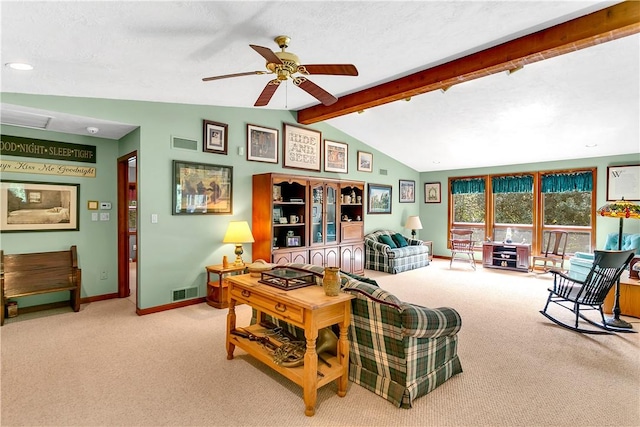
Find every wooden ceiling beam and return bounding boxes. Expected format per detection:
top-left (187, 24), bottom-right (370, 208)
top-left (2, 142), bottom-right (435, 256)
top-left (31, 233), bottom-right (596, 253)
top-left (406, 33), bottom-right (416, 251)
top-left (297, 1), bottom-right (640, 125)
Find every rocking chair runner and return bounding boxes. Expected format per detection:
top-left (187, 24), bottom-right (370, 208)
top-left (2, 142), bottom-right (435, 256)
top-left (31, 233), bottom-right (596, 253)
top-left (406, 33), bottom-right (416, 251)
top-left (540, 249), bottom-right (635, 334)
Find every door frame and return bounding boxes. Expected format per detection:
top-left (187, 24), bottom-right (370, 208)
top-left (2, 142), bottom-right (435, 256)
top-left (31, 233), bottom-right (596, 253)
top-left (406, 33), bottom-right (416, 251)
top-left (117, 151), bottom-right (137, 303)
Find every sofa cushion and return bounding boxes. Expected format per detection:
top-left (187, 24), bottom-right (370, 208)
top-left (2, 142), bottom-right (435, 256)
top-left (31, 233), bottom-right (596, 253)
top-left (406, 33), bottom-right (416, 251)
top-left (392, 233), bottom-right (409, 248)
top-left (379, 234), bottom-right (397, 248)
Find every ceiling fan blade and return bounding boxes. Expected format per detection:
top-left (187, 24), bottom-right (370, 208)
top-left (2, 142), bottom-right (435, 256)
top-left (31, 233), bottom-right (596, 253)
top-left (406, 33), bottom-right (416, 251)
top-left (250, 44), bottom-right (282, 65)
top-left (202, 71), bottom-right (266, 82)
top-left (293, 77), bottom-right (338, 106)
top-left (254, 79), bottom-right (281, 107)
top-left (298, 64), bottom-right (358, 76)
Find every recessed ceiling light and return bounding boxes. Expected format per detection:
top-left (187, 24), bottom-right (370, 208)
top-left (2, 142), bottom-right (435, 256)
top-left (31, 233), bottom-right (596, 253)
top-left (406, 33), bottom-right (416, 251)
top-left (585, 143), bottom-right (598, 148)
top-left (432, 160), bottom-right (441, 164)
top-left (5, 62), bottom-right (33, 71)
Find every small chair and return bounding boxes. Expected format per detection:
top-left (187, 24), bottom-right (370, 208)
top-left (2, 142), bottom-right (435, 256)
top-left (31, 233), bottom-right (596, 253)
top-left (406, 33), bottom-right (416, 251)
top-left (540, 249), bottom-right (635, 334)
top-left (530, 231), bottom-right (568, 273)
top-left (450, 229), bottom-right (476, 270)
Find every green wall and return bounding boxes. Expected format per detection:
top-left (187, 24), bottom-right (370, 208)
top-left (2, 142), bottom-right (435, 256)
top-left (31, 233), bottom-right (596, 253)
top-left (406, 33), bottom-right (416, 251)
top-left (1, 93), bottom-right (420, 310)
top-left (419, 154), bottom-right (640, 258)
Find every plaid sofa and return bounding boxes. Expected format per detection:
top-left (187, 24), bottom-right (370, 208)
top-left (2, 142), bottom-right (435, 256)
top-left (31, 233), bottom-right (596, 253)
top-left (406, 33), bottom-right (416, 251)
top-left (252, 263), bottom-right (463, 408)
top-left (365, 229), bottom-right (430, 274)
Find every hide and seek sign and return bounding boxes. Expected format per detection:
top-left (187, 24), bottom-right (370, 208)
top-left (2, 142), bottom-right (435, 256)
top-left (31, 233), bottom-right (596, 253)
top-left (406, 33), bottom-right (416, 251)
top-left (0, 135), bottom-right (96, 163)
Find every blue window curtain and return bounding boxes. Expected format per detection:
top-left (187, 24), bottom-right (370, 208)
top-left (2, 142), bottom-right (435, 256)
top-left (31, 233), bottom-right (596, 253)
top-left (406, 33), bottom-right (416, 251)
top-left (541, 171), bottom-right (593, 193)
top-left (451, 178), bottom-right (485, 194)
top-left (492, 175), bottom-right (533, 193)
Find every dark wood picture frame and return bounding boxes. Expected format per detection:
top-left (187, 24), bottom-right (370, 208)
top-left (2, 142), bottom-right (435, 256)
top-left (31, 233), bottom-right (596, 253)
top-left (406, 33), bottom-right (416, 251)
top-left (0, 180), bottom-right (80, 232)
top-left (324, 140), bottom-right (348, 173)
top-left (283, 123), bottom-right (321, 171)
top-left (172, 160), bottom-right (232, 215)
top-left (424, 182), bottom-right (441, 203)
top-left (357, 151), bottom-right (373, 172)
top-left (247, 124), bottom-right (279, 164)
top-left (367, 183), bottom-right (392, 214)
top-left (607, 164), bottom-right (640, 201)
top-left (203, 120), bottom-right (228, 155)
top-left (399, 179), bottom-right (415, 203)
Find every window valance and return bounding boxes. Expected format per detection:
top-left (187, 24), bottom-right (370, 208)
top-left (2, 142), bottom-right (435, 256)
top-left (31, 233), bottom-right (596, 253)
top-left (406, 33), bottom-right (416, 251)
top-left (541, 171), bottom-right (593, 193)
top-left (492, 175), bottom-right (533, 194)
top-left (451, 178), bottom-right (485, 194)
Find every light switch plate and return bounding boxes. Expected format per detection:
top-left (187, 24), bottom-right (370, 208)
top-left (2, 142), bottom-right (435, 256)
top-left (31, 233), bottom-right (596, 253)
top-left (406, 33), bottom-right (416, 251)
top-left (91, 212), bottom-right (99, 221)
top-left (100, 202), bottom-right (112, 210)
top-left (99, 212), bottom-right (110, 221)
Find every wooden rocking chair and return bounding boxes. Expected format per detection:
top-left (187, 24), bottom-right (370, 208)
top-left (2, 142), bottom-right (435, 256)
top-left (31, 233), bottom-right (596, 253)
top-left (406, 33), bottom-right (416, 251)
top-left (540, 249), bottom-right (635, 334)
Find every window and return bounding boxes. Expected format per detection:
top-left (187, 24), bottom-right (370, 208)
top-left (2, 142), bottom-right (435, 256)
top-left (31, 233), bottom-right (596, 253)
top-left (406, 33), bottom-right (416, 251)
top-left (541, 171), bottom-right (593, 253)
top-left (451, 177), bottom-right (486, 244)
top-left (448, 168), bottom-right (596, 255)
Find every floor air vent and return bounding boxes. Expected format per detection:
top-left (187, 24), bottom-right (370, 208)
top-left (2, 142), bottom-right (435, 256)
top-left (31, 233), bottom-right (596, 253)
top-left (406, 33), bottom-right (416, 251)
top-left (172, 286), bottom-right (198, 302)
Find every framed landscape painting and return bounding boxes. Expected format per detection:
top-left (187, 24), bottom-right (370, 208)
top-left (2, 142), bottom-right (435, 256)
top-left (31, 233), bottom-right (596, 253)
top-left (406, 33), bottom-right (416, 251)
top-left (0, 180), bottom-right (79, 232)
top-left (367, 183), bottom-right (392, 214)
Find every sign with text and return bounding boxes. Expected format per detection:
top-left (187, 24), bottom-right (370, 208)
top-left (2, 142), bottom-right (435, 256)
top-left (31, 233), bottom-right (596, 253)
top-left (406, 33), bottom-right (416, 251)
top-left (1, 160), bottom-right (96, 178)
top-left (0, 135), bottom-right (96, 163)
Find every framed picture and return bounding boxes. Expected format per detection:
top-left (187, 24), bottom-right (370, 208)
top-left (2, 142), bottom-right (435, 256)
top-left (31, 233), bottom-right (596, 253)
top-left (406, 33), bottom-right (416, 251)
top-left (367, 183), bottom-right (392, 214)
top-left (283, 123), bottom-right (321, 171)
top-left (203, 120), bottom-right (228, 154)
top-left (425, 182), bottom-right (441, 204)
top-left (357, 151), bottom-right (373, 172)
top-left (273, 207), bottom-right (282, 223)
top-left (607, 164), bottom-right (640, 201)
top-left (286, 236), bottom-right (301, 247)
top-left (399, 179), bottom-right (415, 203)
top-left (172, 160), bottom-right (232, 215)
top-left (1, 180), bottom-right (80, 232)
top-left (324, 140), bottom-right (348, 173)
top-left (87, 200), bottom-right (99, 210)
top-left (247, 124), bottom-right (278, 164)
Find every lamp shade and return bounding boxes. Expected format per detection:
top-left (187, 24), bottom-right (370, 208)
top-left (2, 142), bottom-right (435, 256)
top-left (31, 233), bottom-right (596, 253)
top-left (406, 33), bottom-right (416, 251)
top-left (222, 221), bottom-right (255, 243)
top-left (596, 198), bottom-right (640, 219)
top-left (404, 216), bottom-right (423, 230)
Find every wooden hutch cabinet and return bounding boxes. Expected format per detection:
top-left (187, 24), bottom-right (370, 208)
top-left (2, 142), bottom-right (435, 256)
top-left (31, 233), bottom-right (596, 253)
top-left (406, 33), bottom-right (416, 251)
top-left (252, 173), bottom-right (365, 274)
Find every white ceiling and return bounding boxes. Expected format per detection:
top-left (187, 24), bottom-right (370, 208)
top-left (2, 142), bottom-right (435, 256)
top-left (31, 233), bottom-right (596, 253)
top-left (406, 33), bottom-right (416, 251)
top-left (1, 1), bottom-right (638, 172)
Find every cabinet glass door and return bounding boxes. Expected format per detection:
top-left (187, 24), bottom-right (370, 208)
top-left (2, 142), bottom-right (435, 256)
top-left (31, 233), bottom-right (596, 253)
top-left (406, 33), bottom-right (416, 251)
top-left (311, 184), bottom-right (324, 244)
top-left (326, 184), bottom-right (337, 244)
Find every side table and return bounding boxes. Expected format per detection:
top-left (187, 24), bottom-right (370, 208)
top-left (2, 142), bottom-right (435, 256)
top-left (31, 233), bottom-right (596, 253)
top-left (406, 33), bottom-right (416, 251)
top-left (205, 264), bottom-right (246, 309)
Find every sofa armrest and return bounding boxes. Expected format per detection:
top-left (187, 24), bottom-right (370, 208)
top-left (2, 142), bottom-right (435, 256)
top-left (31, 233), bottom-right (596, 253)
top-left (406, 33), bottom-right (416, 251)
top-left (400, 303), bottom-right (462, 338)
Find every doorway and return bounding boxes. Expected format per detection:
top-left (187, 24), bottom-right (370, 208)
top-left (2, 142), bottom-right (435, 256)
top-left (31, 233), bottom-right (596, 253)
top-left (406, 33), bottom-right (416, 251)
top-left (117, 152), bottom-right (137, 307)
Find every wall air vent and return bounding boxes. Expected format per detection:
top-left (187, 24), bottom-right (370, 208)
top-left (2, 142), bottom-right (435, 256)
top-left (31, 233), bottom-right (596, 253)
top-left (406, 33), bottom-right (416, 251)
top-left (0, 107), bottom-right (52, 129)
top-left (172, 286), bottom-right (198, 302)
top-left (379, 169), bottom-right (388, 175)
top-left (171, 136), bottom-right (198, 151)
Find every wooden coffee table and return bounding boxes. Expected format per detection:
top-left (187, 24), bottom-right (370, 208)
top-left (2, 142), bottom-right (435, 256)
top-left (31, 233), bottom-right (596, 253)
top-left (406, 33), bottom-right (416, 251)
top-left (603, 271), bottom-right (640, 318)
top-left (225, 273), bottom-right (354, 416)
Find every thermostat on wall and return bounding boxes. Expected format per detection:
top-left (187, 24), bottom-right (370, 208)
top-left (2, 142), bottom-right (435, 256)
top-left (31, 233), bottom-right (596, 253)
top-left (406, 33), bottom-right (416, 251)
top-left (100, 202), bottom-right (112, 210)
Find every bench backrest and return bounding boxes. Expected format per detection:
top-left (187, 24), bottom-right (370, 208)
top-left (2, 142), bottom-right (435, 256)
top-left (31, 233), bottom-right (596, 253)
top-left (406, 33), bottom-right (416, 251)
top-left (1, 246), bottom-right (79, 297)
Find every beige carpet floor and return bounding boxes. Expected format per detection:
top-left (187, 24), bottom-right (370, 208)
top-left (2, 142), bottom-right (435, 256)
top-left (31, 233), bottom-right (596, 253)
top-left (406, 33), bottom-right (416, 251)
top-left (1, 259), bottom-right (639, 426)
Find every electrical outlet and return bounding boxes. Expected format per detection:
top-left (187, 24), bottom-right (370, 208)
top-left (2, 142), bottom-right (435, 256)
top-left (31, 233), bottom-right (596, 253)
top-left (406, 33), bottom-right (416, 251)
top-left (100, 270), bottom-right (108, 280)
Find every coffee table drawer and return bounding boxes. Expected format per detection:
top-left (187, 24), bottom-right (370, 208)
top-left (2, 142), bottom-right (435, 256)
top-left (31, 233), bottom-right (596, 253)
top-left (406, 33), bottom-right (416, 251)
top-left (230, 287), bottom-right (304, 324)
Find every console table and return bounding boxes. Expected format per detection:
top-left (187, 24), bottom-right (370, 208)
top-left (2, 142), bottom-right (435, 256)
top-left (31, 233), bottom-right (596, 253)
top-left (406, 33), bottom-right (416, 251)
top-left (225, 273), bottom-right (354, 416)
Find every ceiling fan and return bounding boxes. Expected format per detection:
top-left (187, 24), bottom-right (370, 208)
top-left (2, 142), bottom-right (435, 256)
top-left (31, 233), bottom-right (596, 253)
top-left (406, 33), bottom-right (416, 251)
top-left (202, 35), bottom-right (358, 107)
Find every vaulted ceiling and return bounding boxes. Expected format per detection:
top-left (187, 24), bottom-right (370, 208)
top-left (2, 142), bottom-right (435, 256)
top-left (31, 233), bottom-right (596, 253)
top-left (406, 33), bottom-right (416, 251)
top-left (1, 1), bottom-right (638, 172)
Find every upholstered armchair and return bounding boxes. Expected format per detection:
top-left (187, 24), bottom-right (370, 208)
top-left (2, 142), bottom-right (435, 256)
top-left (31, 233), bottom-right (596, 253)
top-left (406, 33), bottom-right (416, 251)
top-left (569, 233), bottom-right (640, 280)
top-left (344, 278), bottom-right (462, 408)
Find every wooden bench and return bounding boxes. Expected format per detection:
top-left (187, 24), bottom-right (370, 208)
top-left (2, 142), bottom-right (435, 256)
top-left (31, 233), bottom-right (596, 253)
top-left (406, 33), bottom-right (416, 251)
top-left (1, 246), bottom-right (81, 325)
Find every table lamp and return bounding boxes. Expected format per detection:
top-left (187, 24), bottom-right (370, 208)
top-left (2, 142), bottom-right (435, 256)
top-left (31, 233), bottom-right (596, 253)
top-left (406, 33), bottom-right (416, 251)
top-left (223, 220), bottom-right (255, 266)
top-left (404, 216), bottom-right (423, 238)
top-left (596, 197), bottom-right (640, 329)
